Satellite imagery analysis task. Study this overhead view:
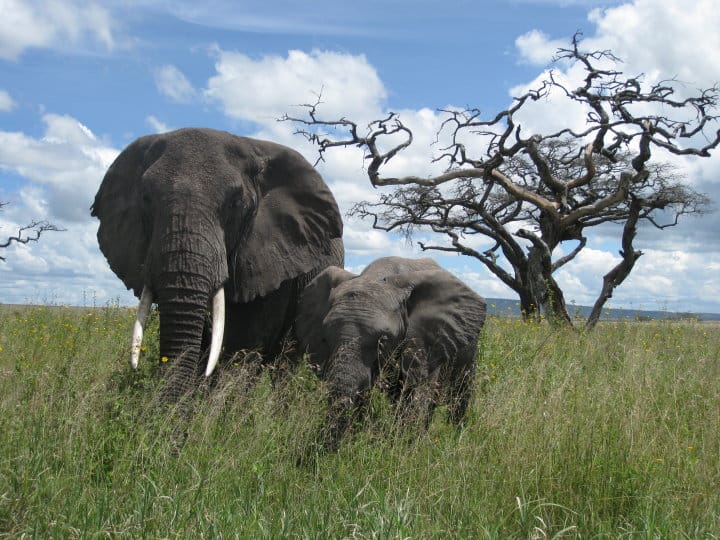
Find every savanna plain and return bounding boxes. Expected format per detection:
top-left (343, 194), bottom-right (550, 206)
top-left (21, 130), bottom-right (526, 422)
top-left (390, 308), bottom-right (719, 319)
top-left (0, 304), bottom-right (718, 538)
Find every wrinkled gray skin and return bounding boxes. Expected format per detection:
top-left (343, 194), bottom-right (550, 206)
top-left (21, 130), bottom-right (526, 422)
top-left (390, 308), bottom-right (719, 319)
top-left (92, 128), bottom-right (344, 406)
top-left (296, 257), bottom-right (486, 450)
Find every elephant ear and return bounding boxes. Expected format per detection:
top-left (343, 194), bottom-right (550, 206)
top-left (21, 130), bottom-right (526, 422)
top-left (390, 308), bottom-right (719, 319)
top-left (295, 266), bottom-right (356, 364)
top-left (229, 143), bottom-right (344, 303)
top-left (91, 134), bottom-right (163, 297)
top-left (390, 269), bottom-right (487, 360)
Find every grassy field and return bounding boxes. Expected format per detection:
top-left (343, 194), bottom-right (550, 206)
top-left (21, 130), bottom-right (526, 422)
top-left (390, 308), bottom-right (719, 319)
top-left (0, 305), bottom-right (718, 538)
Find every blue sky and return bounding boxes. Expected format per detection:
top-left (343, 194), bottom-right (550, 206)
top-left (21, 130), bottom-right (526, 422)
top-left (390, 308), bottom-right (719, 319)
top-left (1, 0), bottom-right (719, 314)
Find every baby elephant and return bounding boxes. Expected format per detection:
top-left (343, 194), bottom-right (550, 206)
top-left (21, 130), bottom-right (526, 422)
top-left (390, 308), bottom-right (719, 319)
top-left (296, 256), bottom-right (486, 450)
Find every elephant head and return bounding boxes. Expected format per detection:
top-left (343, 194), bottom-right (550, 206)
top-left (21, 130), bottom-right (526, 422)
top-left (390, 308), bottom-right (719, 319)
top-left (92, 128), bottom-right (343, 401)
top-left (295, 257), bottom-right (486, 450)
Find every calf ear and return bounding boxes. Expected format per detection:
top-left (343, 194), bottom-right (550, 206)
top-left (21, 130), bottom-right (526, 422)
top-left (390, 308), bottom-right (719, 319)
top-left (295, 266), bottom-right (355, 360)
top-left (390, 269), bottom-right (487, 358)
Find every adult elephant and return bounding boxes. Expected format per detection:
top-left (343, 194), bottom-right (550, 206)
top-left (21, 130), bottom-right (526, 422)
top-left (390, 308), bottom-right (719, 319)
top-left (296, 257), bottom-right (486, 450)
top-left (92, 128), bottom-right (344, 403)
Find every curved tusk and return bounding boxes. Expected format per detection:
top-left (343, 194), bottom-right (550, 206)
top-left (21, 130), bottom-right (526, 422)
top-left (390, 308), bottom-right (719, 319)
top-left (205, 287), bottom-right (226, 377)
top-left (130, 287), bottom-right (153, 369)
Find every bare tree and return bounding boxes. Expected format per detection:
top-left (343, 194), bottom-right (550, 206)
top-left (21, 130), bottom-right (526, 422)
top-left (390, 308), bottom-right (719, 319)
top-left (283, 35), bottom-right (719, 329)
top-left (0, 202), bottom-right (63, 262)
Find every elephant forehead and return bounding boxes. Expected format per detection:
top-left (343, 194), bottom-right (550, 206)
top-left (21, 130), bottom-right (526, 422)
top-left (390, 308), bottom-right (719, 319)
top-left (145, 133), bottom-right (257, 182)
top-left (329, 283), bottom-right (401, 315)
top-left (149, 149), bottom-right (236, 179)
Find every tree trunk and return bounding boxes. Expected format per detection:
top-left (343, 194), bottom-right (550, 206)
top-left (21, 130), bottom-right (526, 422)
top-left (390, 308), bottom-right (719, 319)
top-left (526, 244), bottom-right (573, 326)
top-left (586, 198), bottom-right (644, 330)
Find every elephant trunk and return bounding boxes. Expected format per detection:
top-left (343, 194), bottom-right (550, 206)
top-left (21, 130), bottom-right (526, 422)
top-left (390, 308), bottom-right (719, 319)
top-left (322, 340), bottom-right (372, 450)
top-left (151, 222), bottom-right (228, 402)
top-left (156, 285), bottom-right (211, 402)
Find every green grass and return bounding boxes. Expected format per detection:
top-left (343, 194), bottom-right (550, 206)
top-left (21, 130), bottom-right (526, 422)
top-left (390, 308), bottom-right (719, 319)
top-left (1, 305), bottom-right (719, 537)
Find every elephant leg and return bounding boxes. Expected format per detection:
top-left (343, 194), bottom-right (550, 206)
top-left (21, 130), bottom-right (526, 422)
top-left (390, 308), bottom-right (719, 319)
top-left (407, 371), bottom-right (440, 431)
top-left (446, 347), bottom-right (477, 427)
top-left (396, 348), bottom-right (438, 431)
top-left (223, 279), bottom-right (300, 363)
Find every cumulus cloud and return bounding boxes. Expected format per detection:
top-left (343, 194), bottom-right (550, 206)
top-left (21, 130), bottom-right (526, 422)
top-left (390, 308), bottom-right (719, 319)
top-left (153, 65), bottom-right (197, 104)
top-left (0, 89), bottom-right (16, 112)
top-left (204, 48), bottom-right (387, 126)
top-left (0, 113), bottom-right (130, 305)
top-left (622, 249), bottom-right (720, 313)
top-left (515, 30), bottom-right (567, 65)
top-left (0, 114), bottom-right (118, 223)
top-left (0, 0), bottom-right (115, 60)
top-left (0, 216), bottom-right (134, 306)
top-left (515, 0), bottom-right (720, 93)
top-left (586, 0), bottom-right (720, 88)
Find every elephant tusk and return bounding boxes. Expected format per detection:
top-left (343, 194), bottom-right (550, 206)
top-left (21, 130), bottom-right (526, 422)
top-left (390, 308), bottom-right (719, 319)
top-left (130, 287), bottom-right (153, 369)
top-left (205, 287), bottom-right (226, 377)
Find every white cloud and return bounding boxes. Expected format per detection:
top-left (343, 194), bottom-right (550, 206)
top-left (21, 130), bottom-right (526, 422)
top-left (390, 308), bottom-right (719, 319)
top-left (511, 0), bottom-right (720, 137)
top-left (146, 115), bottom-right (171, 133)
top-left (516, 0), bottom-right (720, 91)
top-left (0, 217), bottom-right (134, 306)
top-left (551, 241), bottom-right (720, 314)
top-left (587, 0), bottom-right (720, 88)
top-left (451, 266), bottom-right (517, 299)
top-left (622, 249), bottom-right (720, 313)
top-left (153, 64), bottom-right (197, 103)
top-left (341, 220), bottom-right (420, 258)
top-left (515, 30), bottom-right (567, 65)
top-left (137, 0), bottom-right (370, 36)
top-left (555, 248), bottom-right (620, 304)
top-left (0, 114), bottom-right (131, 305)
top-left (0, 0), bottom-right (115, 60)
top-left (205, 48), bottom-right (387, 126)
top-left (0, 89), bottom-right (16, 112)
top-left (0, 114), bottom-right (118, 223)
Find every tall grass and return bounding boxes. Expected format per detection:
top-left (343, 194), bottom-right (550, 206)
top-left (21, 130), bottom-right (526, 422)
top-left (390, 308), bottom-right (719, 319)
top-left (0, 305), bottom-right (718, 537)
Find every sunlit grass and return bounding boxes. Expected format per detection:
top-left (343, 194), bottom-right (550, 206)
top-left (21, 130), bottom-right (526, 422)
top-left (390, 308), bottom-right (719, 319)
top-left (0, 306), bottom-right (718, 537)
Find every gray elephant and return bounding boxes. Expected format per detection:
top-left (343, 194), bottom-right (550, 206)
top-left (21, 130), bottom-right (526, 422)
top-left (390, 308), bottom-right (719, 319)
top-left (92, 128), bottom-right (343, 404)
top-left (295, 257), bottom-right (486, 450)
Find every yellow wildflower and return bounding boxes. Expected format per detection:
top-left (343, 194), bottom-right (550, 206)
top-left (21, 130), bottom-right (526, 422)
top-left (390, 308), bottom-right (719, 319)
top-left (161, 356), bottom-right (169, 363)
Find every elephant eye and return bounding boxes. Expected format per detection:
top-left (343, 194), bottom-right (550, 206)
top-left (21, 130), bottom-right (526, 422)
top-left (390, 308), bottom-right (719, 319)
top-left (228, 187), bottom-right (249, 211)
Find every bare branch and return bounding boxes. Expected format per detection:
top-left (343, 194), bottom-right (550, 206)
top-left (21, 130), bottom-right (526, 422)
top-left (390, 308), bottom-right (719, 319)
top-left (0, 204), bottom-right (64, 262)
top-left (552, 236), bottom-right (587, 271)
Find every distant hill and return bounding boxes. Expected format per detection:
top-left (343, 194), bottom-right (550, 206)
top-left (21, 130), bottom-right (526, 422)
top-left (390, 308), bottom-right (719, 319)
top-left (485, 298), bottom-right (720, 322)
top-left (1, 299), bottom-right (718, 322)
